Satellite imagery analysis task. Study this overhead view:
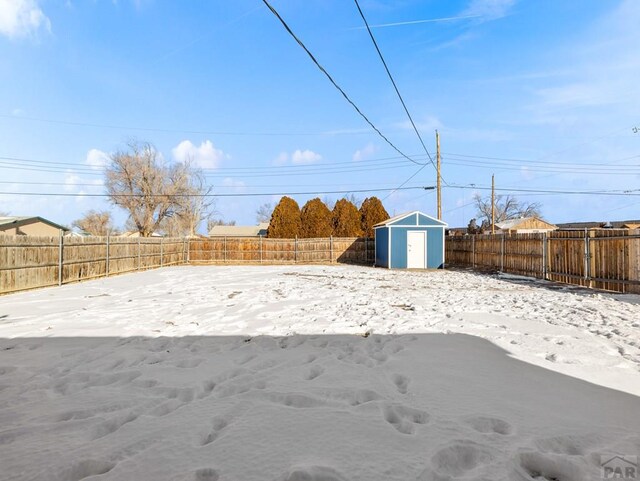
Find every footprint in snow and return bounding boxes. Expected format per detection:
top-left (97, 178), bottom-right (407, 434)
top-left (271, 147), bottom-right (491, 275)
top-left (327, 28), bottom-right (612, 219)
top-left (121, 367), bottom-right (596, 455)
top-left (382, 403), bottom-right (429, 434)
top-left (304, 365), bottom-right (324, 381)
top-left (465, 415), bottom-right (513, 435)
top-left (200, 415), bottom-right (232, 446)
top-left (391, 373), bottom-right (410, 394)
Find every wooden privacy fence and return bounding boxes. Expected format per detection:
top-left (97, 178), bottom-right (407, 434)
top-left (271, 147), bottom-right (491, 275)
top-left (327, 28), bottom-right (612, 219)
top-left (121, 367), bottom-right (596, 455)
top-left (445, 229), bottom-right (640, 294)
top-left (0, 234), bottom-right (187, 295)
top-left (189, 236), bottom-right (374, 265)
top-left (0, 235), bottom-right (374, 295)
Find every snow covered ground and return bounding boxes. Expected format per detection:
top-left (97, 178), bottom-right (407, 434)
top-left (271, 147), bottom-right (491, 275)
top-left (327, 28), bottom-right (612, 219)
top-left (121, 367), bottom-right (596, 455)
top-left (0, 265), bottom-right (639, 480)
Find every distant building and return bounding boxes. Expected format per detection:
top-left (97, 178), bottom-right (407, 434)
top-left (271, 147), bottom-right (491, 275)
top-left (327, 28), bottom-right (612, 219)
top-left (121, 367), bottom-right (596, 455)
top-left (119, 231), bottom-right (163, 238)
top-left (0, 216), bottom-right (68, 236)
top-left (209, 223), bottom-right (269, 237)
top-left (492, 217), bottom-right (557, 234)
top-left (557, 219), bottom-right (640, 230)
top-left (445, 227), bottom-right (468, 236)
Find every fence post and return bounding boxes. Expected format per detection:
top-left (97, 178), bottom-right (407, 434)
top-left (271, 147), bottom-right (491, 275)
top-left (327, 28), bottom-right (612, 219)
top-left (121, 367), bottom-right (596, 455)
top-left (184, 238), bottom-right (188, 265)
top-left (58, 230), bottom-right (63, 286)
top-left (500, 234), bottom-right (505, 272)
top-left (224, 236), bottom-right (227, 263)
top-left (365, 237), bottom-right (368, 264)
top-left (137, 238), bottom-right (141, 270)
top-left (295, 236), bottom-right (298, 263)
top-left (472, 235), bottom-right (475, 269)
top-left (260, 235), bottom-right (263, 264)
top-left (584, 229), bottom-right (589, 283)
top-left (160, 237), bottom-right (164, 267)
top-left (542, 232), bottom-right (547, 280)
top-left (330, 236), bottom-right (333, 263)
top-left (106, 233), bottom-right (110, 277)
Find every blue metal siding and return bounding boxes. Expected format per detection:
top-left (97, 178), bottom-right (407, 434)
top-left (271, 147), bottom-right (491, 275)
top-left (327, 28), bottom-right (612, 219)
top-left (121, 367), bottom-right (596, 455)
top-left (417, 213), bottom-right (445, 227)
top-left (393, 215), bottom-right (418, 226)
top-left (426, 228), bottom-right (445, 268)
top-left (390, 226), bottom-right (444, 269)
top-left (375, 227), bottom-right (389, 267)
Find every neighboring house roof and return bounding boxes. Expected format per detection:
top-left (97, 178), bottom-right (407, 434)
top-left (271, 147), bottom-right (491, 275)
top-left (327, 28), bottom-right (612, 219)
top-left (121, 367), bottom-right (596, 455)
top-left (374, 211), bottom-right (447, 227)
top-left (209, 223), bottom-right (269, 237)
top-left (0, 216), bottom-right (69, 231)
top-left (119, 231), bottom-right (163, 237)
top-left (556, 219), bottom-right (640, 230)
top-left (495, 217), bottom-right (557, 231)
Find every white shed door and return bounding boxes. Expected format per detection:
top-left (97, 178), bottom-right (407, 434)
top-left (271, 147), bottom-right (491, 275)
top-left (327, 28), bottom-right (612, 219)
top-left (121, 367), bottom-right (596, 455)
top-left (407, 231), bottom-right (426, 269)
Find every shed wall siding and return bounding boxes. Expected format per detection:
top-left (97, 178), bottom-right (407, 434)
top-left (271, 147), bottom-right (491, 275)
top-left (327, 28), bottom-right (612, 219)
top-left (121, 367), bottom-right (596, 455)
top-left (393, 216), bottom-right (419, 226)
top-left (389, 227), bottom-right (444, 269)
top-left (375, 212), bottom-right (446, 269)
top-left (417, 213), bottom-right (445, 227)
top-left (375, 227), bottom-right (389, 267)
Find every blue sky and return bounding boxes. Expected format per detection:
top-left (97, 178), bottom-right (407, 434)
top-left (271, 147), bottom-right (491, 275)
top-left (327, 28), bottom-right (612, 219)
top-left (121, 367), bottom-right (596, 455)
top-left (1, 0), bottom-right (639, 231)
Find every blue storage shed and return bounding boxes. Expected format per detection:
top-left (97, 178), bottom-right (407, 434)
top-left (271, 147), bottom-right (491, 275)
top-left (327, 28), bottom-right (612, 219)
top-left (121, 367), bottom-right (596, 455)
top-left (374, 211), bottom-right (447, 269)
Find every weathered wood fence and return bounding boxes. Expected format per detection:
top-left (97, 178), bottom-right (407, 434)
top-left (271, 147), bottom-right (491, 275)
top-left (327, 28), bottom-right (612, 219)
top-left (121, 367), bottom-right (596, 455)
top-left (445, 230), bottom-right (640, 294)
top-left (189, 236), bottom-right (373, 265)
top-left (0, 235), bottom-right (374, 295)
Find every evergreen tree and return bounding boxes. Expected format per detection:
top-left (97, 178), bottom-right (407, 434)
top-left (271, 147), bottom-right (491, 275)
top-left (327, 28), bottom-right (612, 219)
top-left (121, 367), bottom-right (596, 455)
top-left (332, 198), bottom-right (362, 237)
top-left (267, 196), bottom-right (301, 238)
top-left (300, 198), bottom-right (332, 238)
top-left (359, 196), bottom-right (389, 237)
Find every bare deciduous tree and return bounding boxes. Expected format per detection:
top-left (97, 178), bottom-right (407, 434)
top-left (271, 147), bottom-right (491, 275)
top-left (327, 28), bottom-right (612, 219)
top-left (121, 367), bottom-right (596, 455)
top-left (256, 202), bottom-right (274, 223)
top-left (72, 210), bottom-right (115, 236)
top-left (173, 167), bottom-right (215, 237)
top-left (207, 218), bottom-right (236, 232)
top-left (473, 194), bottom-right (542, 226)
top-left (105, 141), bottom-right (213, 237)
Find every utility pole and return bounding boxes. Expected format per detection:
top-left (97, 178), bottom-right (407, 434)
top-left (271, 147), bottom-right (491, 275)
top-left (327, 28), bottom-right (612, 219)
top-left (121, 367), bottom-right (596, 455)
top-left (436, 130), bottom-right (442, 220)
top-left (491, 174), bottom-right (495, 234)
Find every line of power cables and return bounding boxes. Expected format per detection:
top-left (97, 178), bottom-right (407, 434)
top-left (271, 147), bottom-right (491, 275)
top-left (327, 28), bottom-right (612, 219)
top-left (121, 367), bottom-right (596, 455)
top-left (2, 185), bottom-right (639, 199)
top-left (261, 0), bottom-right (425, 168)
top-left (0, 186), bottom-right (431, 198)
top-left (350, 0), bottom-right (444, 203)
top-left (353, 0), bottom-right (438, 176)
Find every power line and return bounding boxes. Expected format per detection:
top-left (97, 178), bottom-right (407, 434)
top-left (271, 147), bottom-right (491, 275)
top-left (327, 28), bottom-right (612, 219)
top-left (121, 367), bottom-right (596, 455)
top-left (445, 184), bottom-right (640, 196)
top-left (382, 163), bottom-right (429, 201)
top-left (442, 151), bottom-right (640, 167)
top-left (0, 113), bottom-right (373, 138)
top-left (0, 160), bottom-right (420, 178)
top-left (0, 185), bottom-right (434, 198)
top-left (353, 0), bottom-right (439, 176)
top-left (261, 0), bottom-right (425, 167)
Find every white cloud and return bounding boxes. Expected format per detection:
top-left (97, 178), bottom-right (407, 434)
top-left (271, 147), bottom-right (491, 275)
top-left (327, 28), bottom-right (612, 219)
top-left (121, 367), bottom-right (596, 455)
top-left (172, 140), bottom-right (226, 169)
top-left (462, 0), bottom-right (517, 22)
top-left (64, 173), bottom-right (81, 192)
top-left (0, 0), bottom-right (51, 39)
top-left (352, 143), bottom-right (378, 162)
top-left (273, 152), bottom-right (289, 166)
top-left (395, 116), bottom-right (443, 133)
top-left (221, 177), bottom-right (246, 192)
top-left (274, 149), bottom-right (322, 165)
top-left (291, 149), bottom-right (322, 165)
top-left (85, 149), bottom-right (110, 170)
